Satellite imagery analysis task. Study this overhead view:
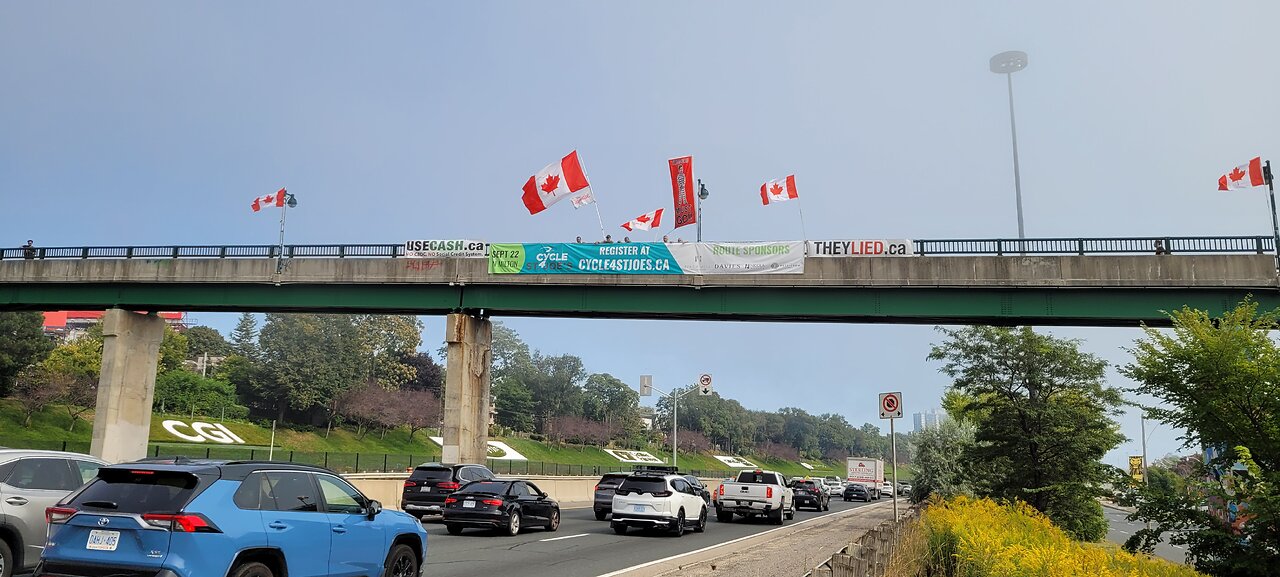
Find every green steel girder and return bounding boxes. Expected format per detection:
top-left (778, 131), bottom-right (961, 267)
top-left (2, 282), bottom-right (1277, 326)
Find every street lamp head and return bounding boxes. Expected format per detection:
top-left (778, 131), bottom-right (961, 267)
top-left (989, 50), bottom-right (1028, 74)
top-left (698, 180), bottom-right (709, 201)
top-left (285, 194), bottom-right (298, 208)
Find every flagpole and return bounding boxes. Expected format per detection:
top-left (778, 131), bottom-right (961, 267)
top-left (1265, 160), bottom-right (1279, 274)
top-left (276, 195), bottom-right (288, 274)
top-left (796, 196), bottom-right (810, 241)
top-left (591, 202), bottom-right (607, 241)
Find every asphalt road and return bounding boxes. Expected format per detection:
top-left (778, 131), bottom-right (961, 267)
top-left (1103, 506), bottom-right (1188, 565)
top-left (421, 496), bottom-right (881, 577)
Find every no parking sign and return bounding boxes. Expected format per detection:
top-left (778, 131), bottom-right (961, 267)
top-left (879, 392), bottom-right (903, 419)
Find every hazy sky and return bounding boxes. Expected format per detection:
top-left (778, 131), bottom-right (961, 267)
top-left (4, 1), bottom-right (1278, 467)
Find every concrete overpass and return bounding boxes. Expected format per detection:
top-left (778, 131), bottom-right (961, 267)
top-left (3, 238), bottom-right (1277, 466)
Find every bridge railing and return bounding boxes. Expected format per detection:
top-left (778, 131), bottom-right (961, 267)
top-left (1, 236), bottom-right (1273, 260)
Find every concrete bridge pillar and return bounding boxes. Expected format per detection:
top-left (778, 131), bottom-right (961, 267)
top-left (441, 313), bottom-right (491, 465)
top-left (91, 309), bottom-right (165, 463)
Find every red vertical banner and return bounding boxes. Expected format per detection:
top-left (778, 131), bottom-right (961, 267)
top-left (669, 155), bottom-right (696, 229)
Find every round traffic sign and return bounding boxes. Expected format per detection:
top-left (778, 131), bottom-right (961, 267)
top-left (882, 394), bottom-right (899, 413)
top-left (699, 374), bottom-right (712, 386)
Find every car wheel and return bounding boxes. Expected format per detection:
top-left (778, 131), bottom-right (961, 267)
top-left (694, 507), bottom-right (707, 533)
top-left (382, 544), bottom-right (417, 577)
top-left (0, 538), bottom-right (13, 577)
top-left (716, 507), bottom-right (733, 523)
top-left (612, 522), bottom-right (628, 535)
top-left (230, 561), bottom-right (274, 577)
top-left (823, 499), bottom-right (830, 512)
top-left (446, 523), bottom-right (464, 535)
top-left (505, 511), bottom-right (521, 536)
top-left (547, 508), bottom-right (560, 532)
top-left (769, 505), bottom-right (784, 525)
top-left (595, 509), bottom-right (608, 521)
top-left (785, 504), bottom-right (795, 520)
top-left (671, 509), bottom-right (686, 537)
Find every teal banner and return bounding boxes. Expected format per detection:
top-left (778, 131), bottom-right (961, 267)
top-left (489, 243), bottom-right (688, 275)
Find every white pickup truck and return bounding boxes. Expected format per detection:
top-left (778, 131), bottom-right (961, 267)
top-left (714, 469), bottom-right (794, 525)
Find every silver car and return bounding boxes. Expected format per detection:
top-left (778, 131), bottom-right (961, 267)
top-left (0, 449), bottom-right (106, 575)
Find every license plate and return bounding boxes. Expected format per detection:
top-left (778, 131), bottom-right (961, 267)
top-left (463, 500), bottom-right (476, 508)
top-left (633, 505), bottom-right (644, 512)
top-left (420, 487), bottom-right (430, 492)
top-left (87, 529), bottom-right (120, 552)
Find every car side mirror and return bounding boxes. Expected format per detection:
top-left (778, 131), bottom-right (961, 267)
top-left (366, 499), bottom-right (382, 520)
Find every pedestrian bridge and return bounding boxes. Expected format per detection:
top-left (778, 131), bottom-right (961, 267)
top-left (1, 237), bottom-right (1277, 326)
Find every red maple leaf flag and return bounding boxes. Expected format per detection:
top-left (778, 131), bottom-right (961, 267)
top-left (251, 188), bottom-right (286, 212)
top-left (760, 175), bottom-right (799, 205)
top-left (1218, 157), bottom-right (1265, 191)
top-left (621, 208), bottom-right (664, 231)
top-left (522, 151), bottom-right (591, 215)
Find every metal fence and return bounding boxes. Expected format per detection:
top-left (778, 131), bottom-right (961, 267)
top-left (3, 439), bottom-right (739, 477)
top-left (1, 236), bottom-right (1273, 260)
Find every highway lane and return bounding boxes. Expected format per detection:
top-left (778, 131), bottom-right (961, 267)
top-left (421, 496), bottom-right (881, 577)
top-left (1103, 506), bottom-right (1188, 565)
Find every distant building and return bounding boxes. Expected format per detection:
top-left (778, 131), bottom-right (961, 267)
top-left (913, 409), bottom-right (948, 433)
top-left (43, 310), bottom-right (186, 341)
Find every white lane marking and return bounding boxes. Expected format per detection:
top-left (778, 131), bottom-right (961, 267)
top-left (540, 533), bottom-right (590, 542)
top-left (1173, 545), bottom-right (1184, 549)
top-left (594, 503), bottom-right (873, 577)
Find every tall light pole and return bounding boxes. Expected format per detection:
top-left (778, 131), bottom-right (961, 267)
top-left (638, 376), bottom-right (698, 470)
top-left (696, 179), bottom-right (709, 242)
top-left (990, 50), bottom-right (1028, 244)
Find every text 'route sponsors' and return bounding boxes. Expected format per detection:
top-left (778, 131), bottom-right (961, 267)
top-left (404, 239), bottom-right (488, 258)
top-left (806, 239), bottom-right (915, 257)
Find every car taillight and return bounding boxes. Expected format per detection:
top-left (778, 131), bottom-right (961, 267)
top-left (141, 513), bottom-right (221, 533)
top-left (46, 507), bottom-right (76, 524)
top-left (766, 487), bottom-right (773, 499)
top-left (594, 484), bottom-right (600, 491)
top-left (482, 499), bottom-right (503, 506)
top-left (651, 491), bottom-right (672, 497)
top-left (444, 497), bottom-right (458, 505)
top-left (718, 485), bottom-right (724, 496)
top-left (404, 480), bottom-right (417, 488)
top-left (438, 482), bottom-right (461, 490)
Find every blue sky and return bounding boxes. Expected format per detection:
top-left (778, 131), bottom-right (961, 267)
top-left (4, 1), bottom-right (1278, 467)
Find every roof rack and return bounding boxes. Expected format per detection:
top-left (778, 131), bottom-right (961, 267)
top-left (633, 464), bottom-right (679, 474)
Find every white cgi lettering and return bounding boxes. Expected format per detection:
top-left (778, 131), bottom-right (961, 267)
top-left (162, 420), bottom-right (247, 444)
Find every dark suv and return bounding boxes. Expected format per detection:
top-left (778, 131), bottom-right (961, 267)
top-left (592, 473), bottom-right (630, 520)
top-left (791, 479), bottom-right (830, 511)
top-left (402, 463), bottom-right (496, 519)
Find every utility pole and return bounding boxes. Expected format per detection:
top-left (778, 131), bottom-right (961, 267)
top-left (638, 376), bottom-right (700, 470)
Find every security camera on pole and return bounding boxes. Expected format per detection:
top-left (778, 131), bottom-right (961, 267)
top-left (639, 373), bottom-right (712, 469)
top-left (879, 391), bottom-right (903, 521)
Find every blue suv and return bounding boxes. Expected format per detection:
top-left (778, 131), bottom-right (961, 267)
top-left (36, 459), bottom-right (427, 577)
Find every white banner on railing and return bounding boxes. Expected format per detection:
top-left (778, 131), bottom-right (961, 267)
top-left (404, 240), bottom-right (488, 258)
top-left (666, 241), bottom-right (806, 274)
top-left (807, 240), bottom-right (915, 257)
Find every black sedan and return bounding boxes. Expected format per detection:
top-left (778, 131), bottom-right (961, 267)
top-left (442, 479), bottom-right (561, 536)
top-left (843, 482), bottom-right (871, 502)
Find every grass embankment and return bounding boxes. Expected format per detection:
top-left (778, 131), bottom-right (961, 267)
top-left (889, 496), bottom-right (1201, 577)
top-left (0, 400), bottom-right (909, 478)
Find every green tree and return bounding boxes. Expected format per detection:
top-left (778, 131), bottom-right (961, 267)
top-left (353, 315), bottom-right (423, 387)
top-left (910, 419), bottom-right (979, 503)
top-left (398, 351), bottom-right (444, 393)
top-left (583, 373), bottom-right (641, 439)
top-left (42, 328), bottom-right (104, 381)
top-left (153, 370), bottom-right (248, 419)
top-left (519, 353), bottom-right (585, 434)
top-left (1120, 301), bottom-right (1280, 575)
top-left (929, 326), bottom-right (1126, 541)
top-left (184, 326), bottom-right (232, 358)
top-left (257, 314), bottom-right (364, 422)
top-left (158, 326), bottom-right (189, 374)
top-left (0, 311), bottom-right (54, 396)
top-left (229, 312), bottom-right (259, 360)
top-left (492, 379), bottom-right (535, 432)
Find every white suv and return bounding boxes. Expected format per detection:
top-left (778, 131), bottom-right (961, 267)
top-left (610, 473), bottom-right (708, 536)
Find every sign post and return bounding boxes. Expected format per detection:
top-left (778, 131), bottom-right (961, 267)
top-left (879, 392), bottom-right (903, 521)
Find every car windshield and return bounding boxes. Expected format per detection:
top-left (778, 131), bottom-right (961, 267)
top-left (69, 468), bottom-right (200, 514)
top-left (409, 467), bottom-right (453, 481)
top-left (457, 481), bottom-right (510, 495)
top-left (618, 477), bottom-right (669, 495)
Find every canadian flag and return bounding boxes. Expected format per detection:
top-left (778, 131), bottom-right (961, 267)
top-left (760, 175), bottom-right (798, 205)
top-left (1218, 157), bottom-right (1266, 191)
top-left (621, 208), bottom-right (664, 231)
top-left (251, 188), bottom-right (286, 212)
top-left (522, 151), bottom-right (591, 215)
